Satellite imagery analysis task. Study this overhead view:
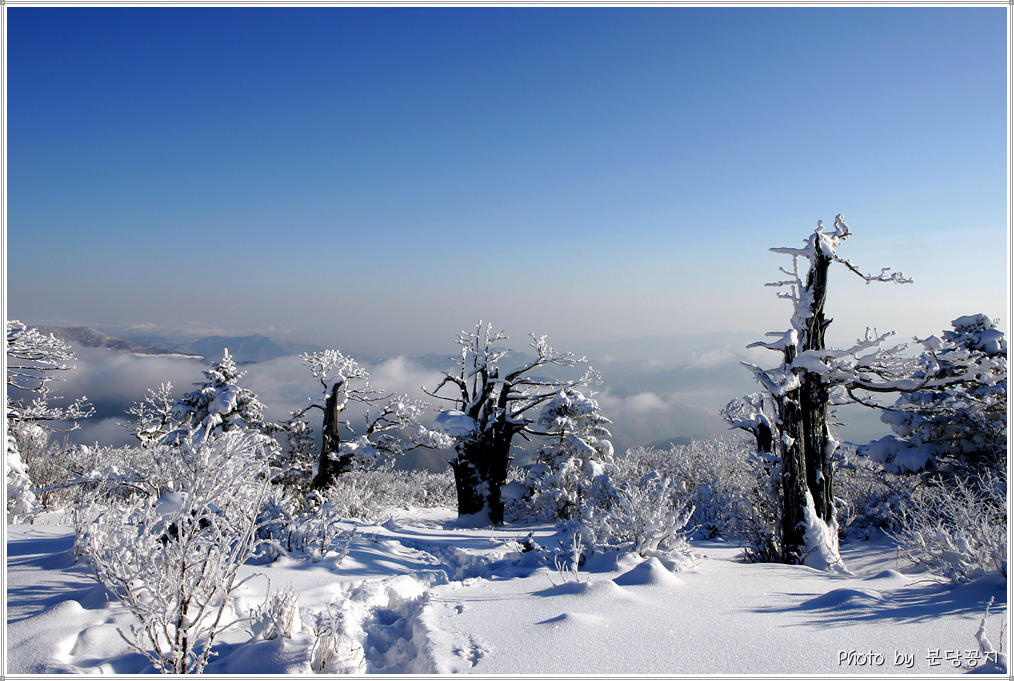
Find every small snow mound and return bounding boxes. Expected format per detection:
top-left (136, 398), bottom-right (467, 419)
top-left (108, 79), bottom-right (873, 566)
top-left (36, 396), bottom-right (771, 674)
top-left (801, 587), bottom-right (885, 611)
top-left (531, 571), bottom-right (592, 599)
top-left (211, 637), bottom-right (307, 675)
top-left (866, 569), bottom-right (905, 581)
top-left (612, 556), bottom-right (683, 588)
top-left (587, 578), bottom-right (634, 600)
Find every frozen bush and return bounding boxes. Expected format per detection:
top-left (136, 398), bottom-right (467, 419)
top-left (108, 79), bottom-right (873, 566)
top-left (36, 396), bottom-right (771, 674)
top-left (76, 430), bottom-right (274, 674)
top-left (617, 438), bottom-right (756, 540)
top-left (308, 603), bottom-right (364, 673)
top-left (501, 465), bottom-right (532, 523)
top-left (870, 315), bottom-right (1006, 480)
top-left (524, 388), bottom-right (615, 522)
top-left (733, 447), bottom-right (782, 564)
top-left (324, 466), bottom-right (457, 521)
top-left (261, 491), bottom-right (357, 562)
top-left (890, 471), bottom-right (1006, 583)
top-left (252, 585), bottom-right (302, 641)
top-left (325, 470), bottom-right (388, 522)
top-left (6, 430), bottom-right (38, 523)
top-left (834, 445), bottom-right (917, 541)
top-left (564, 470), bottom-right (696, 569)
top-left (258, 466), bottom-right (455, 562)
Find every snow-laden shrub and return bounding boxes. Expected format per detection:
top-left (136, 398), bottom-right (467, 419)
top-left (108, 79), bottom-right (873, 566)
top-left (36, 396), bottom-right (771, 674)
top-left (834, 445), bottom-right (917, 541)
top-left (522, 388), bottom-right (614, 522)
top-left (15, 438), bottom-right (157, 513)
top-left (890, 472), bottom-right (1006, 583)
top-left (869, 315), bottom-right (1006, 480)
top-left (272, 410), bottom-right (317, 494)
top-left (524, 453), bottom-right (617, 523)
top-left (76, 429), bottom-right (275, 674)
top-left (733, 447), bottom-right (782, 564)
top-left (260, 491), bottom-right (357, 563)
top-left (258, 466), bottom-right (455, 562)
top-left (323, 466), bottom-right (457, 521)
top-left (252, 585), bottom-right (302, 641)
top-left (6, 429), bottom-right (39, 523)
top-left (616, 438), bottom-right (753, 539)
top-left (308, 603), bottom-right (364, 673)
top-left (14, 430), bottom-right (74, 510)
top-left (501, 465), bottom-right (531, 523)
top-left (324, 470), bottom-right (388, 522)
top-left (564, 470), bottom-right (696, 568)
top-left (6, 422), bottom-right (93, 515)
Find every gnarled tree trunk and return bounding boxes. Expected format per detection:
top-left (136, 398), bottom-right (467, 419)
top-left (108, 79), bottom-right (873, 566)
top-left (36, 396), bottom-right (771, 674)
top-left (777, 240), bottom-right (838, 564)
top-left (311, 382), bottom-right (355, 490)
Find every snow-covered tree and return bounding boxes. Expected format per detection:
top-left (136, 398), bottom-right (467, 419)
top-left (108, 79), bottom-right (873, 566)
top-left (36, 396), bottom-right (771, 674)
top-left (6, 320), bottom-right (93, 429)
top-left (76, 429), bottom-right (274, 674)
top-left (296, 349), bottom-right (429, 490)
top-left (425, 322), bottom-right (599, 523)
top-left (525, 388), bottom-right (614, 521)
top-left (866, 314), bottom-right (1006, 478)
top-left (727, 216), bottom-right (916, 570)
top-left (125, 382), bottom-right (178, 448)
top-left (6, 320), bottom-right (93, 521)
top-left (168, 350), bottom-right (270, 443)
top-left (272, 410), bottom-right (318, 494)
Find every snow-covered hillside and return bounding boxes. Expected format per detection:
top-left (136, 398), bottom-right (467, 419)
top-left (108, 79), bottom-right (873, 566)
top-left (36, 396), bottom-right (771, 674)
top-left (6, 508), bottom-right (1007, 676)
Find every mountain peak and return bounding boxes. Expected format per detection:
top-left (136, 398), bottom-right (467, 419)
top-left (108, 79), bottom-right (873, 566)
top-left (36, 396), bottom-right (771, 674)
top-left (29, 325), bottom-right (201, 358)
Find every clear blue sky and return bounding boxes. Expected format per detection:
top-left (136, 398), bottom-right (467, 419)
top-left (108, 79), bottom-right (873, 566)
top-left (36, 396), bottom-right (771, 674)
top-left (5, 6), bottom-right (1008, 356)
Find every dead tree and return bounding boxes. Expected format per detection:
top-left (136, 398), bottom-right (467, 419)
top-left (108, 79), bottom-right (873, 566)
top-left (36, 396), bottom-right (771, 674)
top-left (734, 216), bottom-right (913, 568)
top-left (297, 350), bottom-right (424, 490)
top-left (425, 322), bottom-right (598, 524)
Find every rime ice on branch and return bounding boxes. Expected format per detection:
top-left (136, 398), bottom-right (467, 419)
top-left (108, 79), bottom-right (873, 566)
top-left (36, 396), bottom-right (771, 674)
top-left (425, 322), bottom-right (600, 524)
top-left (728, 216), bottom-right (914, 570)
top-left (867, 314), bottom-right (1007, 477)
top-left (6, 320), bottom-right (94, 521)
top-left (294, 349), bottom-right (432, 490)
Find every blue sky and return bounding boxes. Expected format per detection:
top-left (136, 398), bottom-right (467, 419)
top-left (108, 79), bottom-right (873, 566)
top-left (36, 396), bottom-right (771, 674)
top-left (5, 6), bottom-right (1008, 356)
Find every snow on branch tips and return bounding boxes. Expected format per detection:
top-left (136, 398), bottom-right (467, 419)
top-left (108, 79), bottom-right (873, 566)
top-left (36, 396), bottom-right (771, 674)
top-left (6, 320), bottom-right (94, 427)
top-left (424, 321), bottom-right (603, 524)
top-left (726, 216), bottom-right (915, 571)
top-left (295, 349), bottom-right (434, 490)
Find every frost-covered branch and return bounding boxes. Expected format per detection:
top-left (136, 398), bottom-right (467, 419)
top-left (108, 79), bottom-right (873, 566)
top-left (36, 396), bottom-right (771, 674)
top-left (6, 320), bottom-right (95, 429)
top-left (301, 350), bottom-right (432, 489)
top-left (76, 430), bottom-right (275, 674)
top-left (425, 321), bottom-right (600, 522)
top-left (125, 383), bottom-right (177, 447)
top-left (730, 216), bottom-right (915, 570)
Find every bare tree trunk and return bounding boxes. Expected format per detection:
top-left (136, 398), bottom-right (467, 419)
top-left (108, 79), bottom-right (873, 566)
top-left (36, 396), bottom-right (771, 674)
top-left (451, 447), bottom-right (487, 517)
top-left (311, 382), bottom-right (353, 490)
top-left (777, 242), bottom-right (838, 564)
top-left (450, 429), bottom-right (511, 523)
top-left (485, 427), bottom-right (513, 525)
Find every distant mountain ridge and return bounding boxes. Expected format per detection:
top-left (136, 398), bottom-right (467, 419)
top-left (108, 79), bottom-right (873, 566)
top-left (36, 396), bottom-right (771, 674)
top-left (120, 332), bottom-right (322, 363)
top-left (29, 325), bottom-right (322, 363)
top-left (30, 326), bottom-right (201, 358)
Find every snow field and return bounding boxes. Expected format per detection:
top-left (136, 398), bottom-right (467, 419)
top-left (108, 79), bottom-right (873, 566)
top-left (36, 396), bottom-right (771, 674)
top-left (5, 507), bottom-right (1008, 676)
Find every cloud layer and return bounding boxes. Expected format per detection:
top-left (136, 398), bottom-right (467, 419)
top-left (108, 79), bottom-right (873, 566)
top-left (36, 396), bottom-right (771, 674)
top-left (48, 333), bottom-right (891, 455)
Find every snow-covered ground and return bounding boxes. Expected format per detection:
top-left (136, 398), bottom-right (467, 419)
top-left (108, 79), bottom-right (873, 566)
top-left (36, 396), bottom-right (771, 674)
top-left (5, 508), bottom-right (1008, 676)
